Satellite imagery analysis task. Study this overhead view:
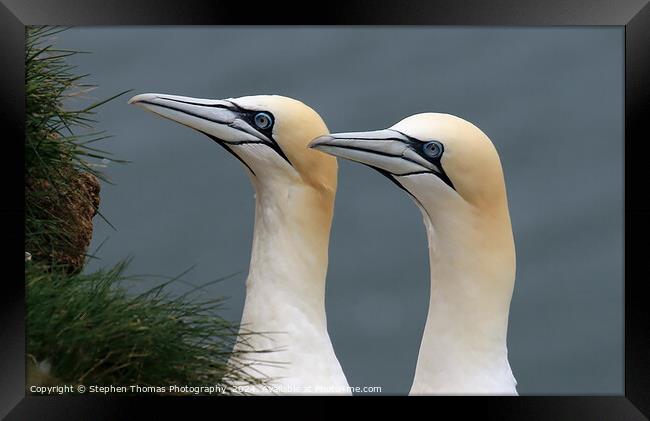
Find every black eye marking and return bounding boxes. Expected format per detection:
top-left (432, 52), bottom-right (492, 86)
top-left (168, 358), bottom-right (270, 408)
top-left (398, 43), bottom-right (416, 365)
top-left (389, 130), bottom-right (455, 191)
top-left (233, 107), bottom-right (292, 168)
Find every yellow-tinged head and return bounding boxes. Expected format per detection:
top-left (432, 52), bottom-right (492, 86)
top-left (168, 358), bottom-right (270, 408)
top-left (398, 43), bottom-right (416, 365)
top-left (129, 93), bottom-right (337, 196)
top-left (309, 112), bottom-right (508, 214)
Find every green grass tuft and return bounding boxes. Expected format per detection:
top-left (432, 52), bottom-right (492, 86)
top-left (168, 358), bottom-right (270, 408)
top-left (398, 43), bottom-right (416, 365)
top-left (26, 261), bottom-right (267, 394)
top-left (25, 25), bottom-right (126, 269)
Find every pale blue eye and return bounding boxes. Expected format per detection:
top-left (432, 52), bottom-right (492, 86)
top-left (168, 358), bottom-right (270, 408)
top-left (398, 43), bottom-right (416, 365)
top-left (254, 112), bottom-right (272, 129)
top-left (422, 141), bottom-right (442, 159)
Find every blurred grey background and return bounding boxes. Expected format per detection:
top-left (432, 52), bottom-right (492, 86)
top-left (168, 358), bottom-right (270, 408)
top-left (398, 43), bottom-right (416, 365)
top-left (60, 27), bottom-right (623, 395)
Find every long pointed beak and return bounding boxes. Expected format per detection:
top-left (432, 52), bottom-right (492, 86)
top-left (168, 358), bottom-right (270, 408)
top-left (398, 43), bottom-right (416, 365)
top-left (128, 93), bottom-right (268, 144)
top-left (309, 129), bottom-right (434, 176)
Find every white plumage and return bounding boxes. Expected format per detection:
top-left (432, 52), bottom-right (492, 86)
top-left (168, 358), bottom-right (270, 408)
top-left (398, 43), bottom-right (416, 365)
top-left (131, 93), bottom-right (349, 395)
top-left (311, 113), bottom-right (518, 395)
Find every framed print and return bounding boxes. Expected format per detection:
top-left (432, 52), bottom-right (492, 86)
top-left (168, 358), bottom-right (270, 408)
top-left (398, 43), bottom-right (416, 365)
top-left (1, 0), bottom-right (648, 418)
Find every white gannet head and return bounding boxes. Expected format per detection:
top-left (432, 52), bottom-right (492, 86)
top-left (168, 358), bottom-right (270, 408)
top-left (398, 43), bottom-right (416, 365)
top-left (129, 93), bottom-right (337, 195)
top-left (309, 112), bottom-right (508, 215)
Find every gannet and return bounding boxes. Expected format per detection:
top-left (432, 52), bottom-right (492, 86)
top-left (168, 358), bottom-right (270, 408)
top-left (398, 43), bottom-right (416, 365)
top-left (129, 93), bottom-right (349, 395)
top-left (310, 113), bottom-right (517, 395)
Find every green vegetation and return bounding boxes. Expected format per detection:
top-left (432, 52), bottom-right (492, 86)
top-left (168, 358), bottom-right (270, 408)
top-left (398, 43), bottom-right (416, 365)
top-left (26, 261), bottom-right (266, 392)
top-left (25, 26), bottom-right (266, 394)
top-left (25, 26), bottom-right (124, 271)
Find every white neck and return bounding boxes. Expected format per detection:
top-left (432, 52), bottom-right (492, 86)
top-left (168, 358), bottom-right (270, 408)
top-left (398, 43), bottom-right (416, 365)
top-left (408, 186), bottom-right (517, 395)
top-left (233, 178), bottom-right (349, 392)
top-left (244, 183), bottom-right (328, 330)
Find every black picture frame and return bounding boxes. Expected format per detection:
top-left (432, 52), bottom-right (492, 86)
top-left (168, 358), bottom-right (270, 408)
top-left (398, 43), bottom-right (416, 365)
top-left (1, 0), bottom-right (648, 418)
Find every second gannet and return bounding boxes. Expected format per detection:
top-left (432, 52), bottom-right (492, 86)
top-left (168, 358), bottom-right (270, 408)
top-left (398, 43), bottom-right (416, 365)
top-left (310, 113), bottom-right (517, 395)
top-left (129, 93), bottom-right (349, 395)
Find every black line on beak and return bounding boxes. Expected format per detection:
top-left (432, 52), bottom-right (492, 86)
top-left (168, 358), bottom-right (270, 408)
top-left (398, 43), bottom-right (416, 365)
top-left (137, 100), bottom-right (229, 126)
top-left (321, 143), bottom-right (427, 171)
top-left (156, 97), bottom-right (237, 110)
